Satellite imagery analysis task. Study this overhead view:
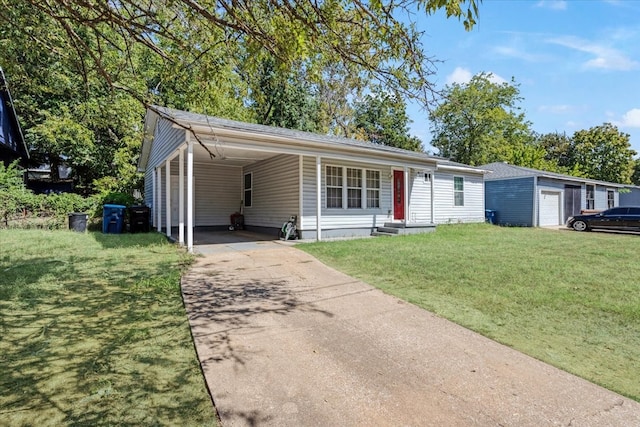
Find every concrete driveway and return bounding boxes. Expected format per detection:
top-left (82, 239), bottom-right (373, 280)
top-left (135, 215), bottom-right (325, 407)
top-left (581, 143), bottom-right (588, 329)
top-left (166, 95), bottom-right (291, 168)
top-left (181, 246), bottom-right (640, 426)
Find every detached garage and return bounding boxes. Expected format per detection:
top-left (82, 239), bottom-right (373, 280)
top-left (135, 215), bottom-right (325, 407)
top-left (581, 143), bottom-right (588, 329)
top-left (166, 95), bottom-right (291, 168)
top-left (482, 162), bottom-right (625, 227)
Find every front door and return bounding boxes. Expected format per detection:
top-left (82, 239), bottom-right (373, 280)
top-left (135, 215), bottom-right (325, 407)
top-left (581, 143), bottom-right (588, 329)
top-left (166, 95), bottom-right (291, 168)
top-left (393, 170), bottom-right (404, 220)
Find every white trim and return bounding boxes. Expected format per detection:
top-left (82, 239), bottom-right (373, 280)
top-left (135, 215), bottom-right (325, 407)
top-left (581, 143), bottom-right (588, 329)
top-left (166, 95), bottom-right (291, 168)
top-left (403, 166), bottom-right (409, 225)
top-left (316, 156), bottom-right (322, 241)
top-left (453, 176), bottom-right (465, 207)
top-left (533, 176), bottom-right (538, 227)
top-left (298, 155), bottom-right (304, 225)
top-left (187, 139), bottom-right (194, 252)
top-left (165, 159), bottom-right (171, 237)
top-left (156, 167), bottom-right (162, 232)
top-left (152, 168), bottom-right (156, 229)
top-left (179, 147), bottom-right (185, 245)
top-left (324, 163), bottom-right (382, 210)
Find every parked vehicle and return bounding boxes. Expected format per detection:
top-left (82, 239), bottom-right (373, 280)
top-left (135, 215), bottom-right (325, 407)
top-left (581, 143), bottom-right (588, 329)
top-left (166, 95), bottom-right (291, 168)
top-left (566, 207), bottom-right (640, 232)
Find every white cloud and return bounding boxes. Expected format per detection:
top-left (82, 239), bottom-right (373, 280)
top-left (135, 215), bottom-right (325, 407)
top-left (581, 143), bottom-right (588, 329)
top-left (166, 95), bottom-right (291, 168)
top-left (546, 36), bottom-right (639, 71)
top-left (493, 46), bottom-right (548, 63)
top-left (621, 109), bottom-right (640, 127)
top-left (535, 1), bottom-right (568, 11)
top-left (445, 67), bottom-right (507, 85)
top-left (446, 67), bottom-right (473, 85)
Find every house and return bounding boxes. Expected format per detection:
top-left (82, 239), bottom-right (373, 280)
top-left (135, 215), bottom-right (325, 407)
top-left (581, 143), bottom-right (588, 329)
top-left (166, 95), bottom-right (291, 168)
top-left (0, 67), bottom-right (29, 167)
top-left (138, 107), bottom-right (487, 251)
top-left (482, 162), bottom-right (625, 227)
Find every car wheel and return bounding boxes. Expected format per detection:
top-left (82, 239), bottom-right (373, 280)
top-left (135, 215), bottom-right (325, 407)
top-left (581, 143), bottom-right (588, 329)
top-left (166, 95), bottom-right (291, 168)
top-left (572, 220), bottom-right (589, 232)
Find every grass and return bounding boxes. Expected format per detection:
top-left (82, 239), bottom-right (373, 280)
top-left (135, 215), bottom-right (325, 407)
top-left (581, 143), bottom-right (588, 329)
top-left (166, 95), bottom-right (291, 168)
top-left (0, 230), bottom-right (217, 426)
top-left (300, 223), bottom-right (640, 401)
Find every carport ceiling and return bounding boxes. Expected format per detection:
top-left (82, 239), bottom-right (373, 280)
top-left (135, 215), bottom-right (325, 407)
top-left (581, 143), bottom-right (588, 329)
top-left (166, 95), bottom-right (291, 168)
top-left (191, 142), bottom-right (278, 166)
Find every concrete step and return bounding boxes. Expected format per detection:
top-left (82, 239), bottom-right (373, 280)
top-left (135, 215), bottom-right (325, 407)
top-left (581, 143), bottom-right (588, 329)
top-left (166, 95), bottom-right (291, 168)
top-left (376, 226), bottom-right (400, 234)
top-left (371, 231), bottom-right (398, 237)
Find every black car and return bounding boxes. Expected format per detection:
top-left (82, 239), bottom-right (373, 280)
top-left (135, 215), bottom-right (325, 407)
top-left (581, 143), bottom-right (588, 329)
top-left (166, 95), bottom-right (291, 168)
top-left (567, 207), bottom-right (640, 232)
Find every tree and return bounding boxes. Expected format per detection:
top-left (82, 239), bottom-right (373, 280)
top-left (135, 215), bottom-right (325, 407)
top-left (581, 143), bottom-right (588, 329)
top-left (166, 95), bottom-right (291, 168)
top-left (569, 123), bottom-right (636, 184)
top-left (353, 91), bottom-right (422, 151)
top-left (429, 73), bottom-right (533, 166)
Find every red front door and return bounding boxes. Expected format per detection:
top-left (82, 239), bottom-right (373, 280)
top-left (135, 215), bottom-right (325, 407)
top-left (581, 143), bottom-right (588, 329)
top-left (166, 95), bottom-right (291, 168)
top-left (393, 170), bottom-right (404, 220)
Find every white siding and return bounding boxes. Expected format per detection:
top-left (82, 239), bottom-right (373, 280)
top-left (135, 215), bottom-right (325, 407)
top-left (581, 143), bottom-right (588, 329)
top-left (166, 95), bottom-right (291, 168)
top-left (301, 156), bottom-right (393, 231)
top-left (408, 169), bottom-right (432, 223)
top-left (433, 172), bottom-right (484, 223)
top-left (156, 161), bottom-right (242, 227)
top-left (243, 154), bottom-right (299, 228)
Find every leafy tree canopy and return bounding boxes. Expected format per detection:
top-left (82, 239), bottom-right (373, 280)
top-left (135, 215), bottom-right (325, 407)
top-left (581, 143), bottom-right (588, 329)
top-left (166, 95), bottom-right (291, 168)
top-left (353, 91), bottom-right (422, 151)
top-left (429, 72), bottom-right (533, 166)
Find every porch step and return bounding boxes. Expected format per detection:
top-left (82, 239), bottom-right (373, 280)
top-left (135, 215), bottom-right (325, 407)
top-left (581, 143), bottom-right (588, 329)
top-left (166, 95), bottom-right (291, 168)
top-left (371, 222), bottom-right (437, 237)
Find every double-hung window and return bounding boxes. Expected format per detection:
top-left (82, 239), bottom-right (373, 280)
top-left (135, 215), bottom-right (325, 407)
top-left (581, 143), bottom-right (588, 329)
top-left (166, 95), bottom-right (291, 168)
top-left (244, 172), bottom-right (253, 208)
top-left (586, 185), bottom-right (595, 210)
top-left (347, 168), bottom-right (362, 208)
top-left (326, 166), bottom-right (343, 208)
top-left (454, 176), bottom-right (464, 206)
top-left (326, 166), bottom-right (381, 209)
top-left (366, 170), bottom-right (380, 208)
top-left (607, 189), bottom-right (615, 208)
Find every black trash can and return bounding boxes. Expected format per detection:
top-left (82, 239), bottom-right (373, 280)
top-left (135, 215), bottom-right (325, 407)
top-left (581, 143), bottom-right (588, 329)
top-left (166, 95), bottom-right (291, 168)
top-left (68, 212), bottom-right (88, 233)
top-left (485, 209), bottom-right (497, 224)
top-left (129, 205), bottom-right (150, 233)
top-left (102, 204), bottom-right (126, 234)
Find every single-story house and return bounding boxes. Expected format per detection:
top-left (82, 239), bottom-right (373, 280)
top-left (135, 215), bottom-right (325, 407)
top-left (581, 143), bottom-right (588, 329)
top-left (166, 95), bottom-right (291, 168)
top-left (482, 162), bottom-right (626, 227)
top-left (0, 67), bottom-right (29, 167)
top-left (138, 107), bottom-right (487, 251)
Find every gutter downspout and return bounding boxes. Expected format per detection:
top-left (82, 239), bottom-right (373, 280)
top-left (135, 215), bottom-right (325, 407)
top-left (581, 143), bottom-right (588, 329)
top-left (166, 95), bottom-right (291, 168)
top-left (533, 176), bottom-right (538, 227)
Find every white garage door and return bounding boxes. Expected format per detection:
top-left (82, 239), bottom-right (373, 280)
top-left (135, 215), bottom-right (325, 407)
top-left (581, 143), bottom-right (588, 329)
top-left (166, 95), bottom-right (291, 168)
top-left (539, 191), bottom-right (561, 226)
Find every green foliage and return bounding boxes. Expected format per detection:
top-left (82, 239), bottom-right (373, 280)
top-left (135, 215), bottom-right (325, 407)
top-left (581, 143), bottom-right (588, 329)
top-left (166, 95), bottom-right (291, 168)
top-left (100, 192), bottom-right (138, 208)
top-left (429, 73), bottom-right (533, 166)
top-left (353, 91), bottom-right (423, 151)
top-left (570, 123), bottom-right (636, 184)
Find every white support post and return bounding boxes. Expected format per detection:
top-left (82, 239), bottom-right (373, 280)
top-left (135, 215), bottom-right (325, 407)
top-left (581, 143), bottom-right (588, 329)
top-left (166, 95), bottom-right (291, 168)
top-left (179, 147), bottom-right (185, 245)
top-left (316, 155), bottom-right (322, 241)
top-left (187, 140), bottom-right (194, 252)
top-left (152, 168), bottom-right (156, 229)
top-left (165, 158), bottom-right (171, 237)
top-left (156, 167), bottom-right (162, 232)
top-left (430, 170), bottom-right (435, 224)
top-left (404, 166), bottom-right (409, 226)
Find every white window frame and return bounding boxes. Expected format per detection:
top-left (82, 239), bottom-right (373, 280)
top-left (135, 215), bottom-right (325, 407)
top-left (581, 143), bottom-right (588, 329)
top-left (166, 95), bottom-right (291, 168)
top-left (326, 165), bottom-right (343, 209)
top-left (366, 170), bottom-right (380, 209)
top-left (454, 176), bottom-right (464, 207)
top-left (607, 189), bottom-right (615, 209)
top-left (325, 165), bottom-right (381, 210)
top-left (243, 172), bottom-right (253, 208)
top-left (586, 184), bottom-right (595, 210)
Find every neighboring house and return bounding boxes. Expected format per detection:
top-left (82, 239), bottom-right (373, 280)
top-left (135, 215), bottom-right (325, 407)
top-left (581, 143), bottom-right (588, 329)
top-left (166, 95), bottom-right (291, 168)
top-left (482, 162), bottom-right (625, 227)
top-left (138, 107), bottom-right (487, 250)
top-left (0, 67), bottom-right (29, 167)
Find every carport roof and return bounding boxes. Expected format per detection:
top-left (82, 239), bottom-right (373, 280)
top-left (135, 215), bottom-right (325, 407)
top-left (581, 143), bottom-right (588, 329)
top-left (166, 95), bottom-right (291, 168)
top-left (481, 162), bottom-right (626, 188)
top-left (140, 106), bottom-right (487, 174)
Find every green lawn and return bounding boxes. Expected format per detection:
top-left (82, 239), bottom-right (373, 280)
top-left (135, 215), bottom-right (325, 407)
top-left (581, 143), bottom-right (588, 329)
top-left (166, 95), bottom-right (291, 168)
top-left (0, 230), bottom-right (217, 426)
top-left (300, 224), bottom-right (640, 401)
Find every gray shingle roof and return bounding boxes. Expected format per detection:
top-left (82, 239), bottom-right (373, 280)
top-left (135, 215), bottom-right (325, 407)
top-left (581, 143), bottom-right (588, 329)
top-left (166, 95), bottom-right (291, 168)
top-left (481, 162), bottom-right (625, 187)
top-left (152, 106), bottom-right (483, 172)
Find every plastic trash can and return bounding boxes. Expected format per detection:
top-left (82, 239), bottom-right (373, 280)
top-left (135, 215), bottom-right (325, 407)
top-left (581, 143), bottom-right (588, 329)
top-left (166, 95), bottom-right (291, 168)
top-left (129, 205), bottom-right (150, 233)
top-left (102, 204), bottom-right (126, 234)
top-left (68, 212), bottom-right (88, 233)
top-left (485, 209), bottom-right (497, 224)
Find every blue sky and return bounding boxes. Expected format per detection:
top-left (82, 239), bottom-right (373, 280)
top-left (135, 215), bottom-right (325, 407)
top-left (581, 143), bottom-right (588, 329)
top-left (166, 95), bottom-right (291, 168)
top-left (407, 0), bottom-right (640, 156)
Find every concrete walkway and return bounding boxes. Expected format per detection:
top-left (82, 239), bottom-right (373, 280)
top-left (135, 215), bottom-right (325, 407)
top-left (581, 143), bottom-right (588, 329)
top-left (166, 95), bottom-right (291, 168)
top-left (181, 246), bottom-right (640, 426)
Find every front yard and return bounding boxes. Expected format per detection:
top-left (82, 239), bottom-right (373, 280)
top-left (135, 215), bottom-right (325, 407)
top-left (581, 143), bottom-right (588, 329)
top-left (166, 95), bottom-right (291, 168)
top-left (0, 230), bottom-right (217, 426)
top-left (301, 223), bottom-right (640, 402)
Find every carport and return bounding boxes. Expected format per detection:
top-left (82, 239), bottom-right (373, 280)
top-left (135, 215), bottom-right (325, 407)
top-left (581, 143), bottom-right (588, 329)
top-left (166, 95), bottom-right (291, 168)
top-left (188, 229), bottom-right (288, 255)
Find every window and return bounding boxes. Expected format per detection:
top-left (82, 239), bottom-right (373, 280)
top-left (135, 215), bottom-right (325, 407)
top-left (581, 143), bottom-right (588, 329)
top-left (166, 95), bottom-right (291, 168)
top-left (243, 172), bottom-right (253, 208)
top-left (607, 189), bottom-right (615, 209)
top-left (326, 165), bottom-right (381, 209)
top-left (366, 170), bottom-right (380, 208)
top-left (454, 176), bottom-right (464, 206)
top-left (586, 185), bottom-right (594, 209)
top-left (347, 168), bottom-right (362, 208)
top-left (326, 166), bottom-right (343, 208)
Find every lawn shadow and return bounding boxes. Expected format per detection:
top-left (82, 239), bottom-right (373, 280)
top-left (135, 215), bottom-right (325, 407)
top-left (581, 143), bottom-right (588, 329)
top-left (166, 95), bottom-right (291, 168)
top-left (90, 230), bottom-right (173, 249)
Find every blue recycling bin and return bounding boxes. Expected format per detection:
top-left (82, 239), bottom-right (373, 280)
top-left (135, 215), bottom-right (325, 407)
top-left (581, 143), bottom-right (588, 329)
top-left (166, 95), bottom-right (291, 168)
top-left (485, 209), bottom-right (497, 224)
top-left (102, 204), bottom-right (126, 234)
